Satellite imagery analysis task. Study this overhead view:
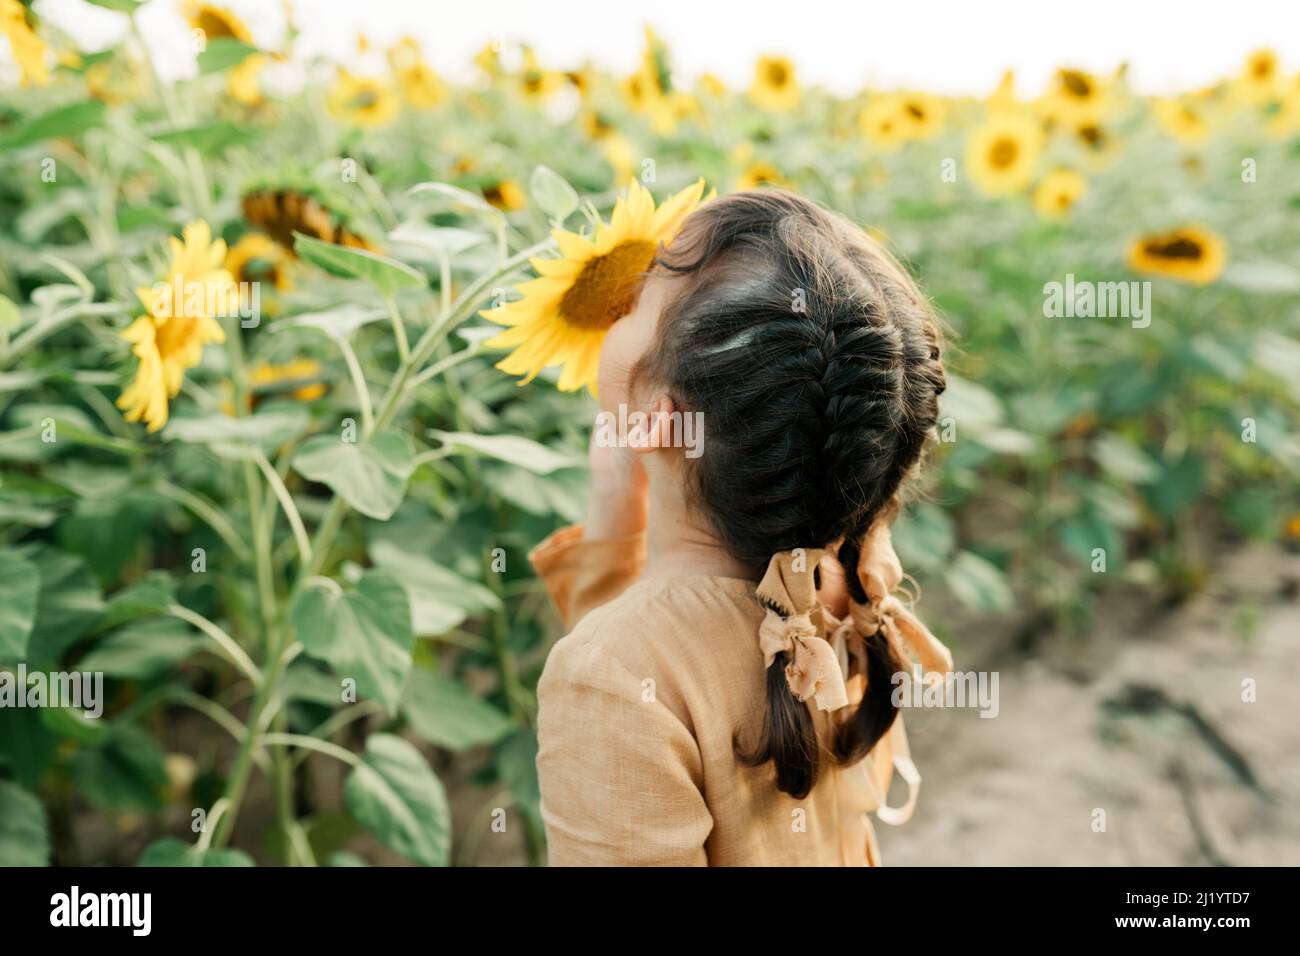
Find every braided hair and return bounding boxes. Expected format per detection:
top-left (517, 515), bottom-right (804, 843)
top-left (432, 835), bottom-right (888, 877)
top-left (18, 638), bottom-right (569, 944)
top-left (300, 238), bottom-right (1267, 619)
top-left (640, 190), bottom-right (947, 798)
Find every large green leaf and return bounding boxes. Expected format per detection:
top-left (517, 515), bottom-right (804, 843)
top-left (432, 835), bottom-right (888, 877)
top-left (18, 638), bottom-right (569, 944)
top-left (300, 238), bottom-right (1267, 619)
top-left (77, 619), bottom-right (202, 681)
top-left (24, 548), bottom-right (104, 663)
top-left (196, 37), bottom-right (258, 74)
top-left (0, 102), bottom-right (105, 151)
top-left (293, 233), bottom-right (425, 295)
top-left (70, 723), bottom-right (169, 813)
top-left (293, 431), bottom-right (415, 520)
top-left (944, 552), bottom-right (1013, 612)
top-left (402, 669), bottom-right (513, 751)
top-left (369, 539), bottom-right (500, 635)
top-left (291, 571), bottom-right (413, 714)
top-left (431, 429), bottom-right (582, 474)
top-left (0, 551), bottom-right (40, 660)
top-left (164, 408), bottom-right (310, 460)
top-left (137, 838), bottom-right (255, 867)
top-left (343, 734), bottom-right (450, 867)
top-left (0, 782), bottom-right (50, 866)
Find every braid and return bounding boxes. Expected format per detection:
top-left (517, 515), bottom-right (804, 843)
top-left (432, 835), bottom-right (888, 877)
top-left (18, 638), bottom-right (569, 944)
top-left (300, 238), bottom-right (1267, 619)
top-left (643, 189), bottom-right (946, 796)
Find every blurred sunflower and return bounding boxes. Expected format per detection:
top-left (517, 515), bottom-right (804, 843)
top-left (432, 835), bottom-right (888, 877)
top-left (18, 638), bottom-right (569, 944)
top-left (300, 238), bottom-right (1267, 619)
top-left (966, 113), bottom-right (1042, 195)
top-left (184, 1), bottom-right (252, 44)
top-left (118, 222), bottom-right (235, 433)
top-left (1041, 67), bottom-right (1109, 126)
top-left (1, 0), bottom-right (49, 86)
top-left (736, 161), bottom-right (789, 191)
top-left (483, 180), bottom-right (527, 212)
top-left (222, 358), bottom-right (326, 416)
top-left (397, 61), bottom-right (448, 109)
top-left (227, 53), bottom-right (267, 106)
top-left (1153, 97), bottom-right (1209, 146)
top-left (1126, 226), bottom-right (1227, 285)
top-left (226, 233), bottom-right (294, 291)
top-left (896, 91), bottom-right (946, 140)
top-left (858, 94), bottom-right (911, 150)
top-left (517, 47), bottom-right (562, 102)
top-left (327, 69), bottom-right (398, 127)
top-left (242, 188), bottom-right (372, 255)
top-left (697, 72), bottom-right (727, 98)
top-left (749, 55), bottom-right (799, 111)
top-left (1235, 48), bottom-right (1280, 104)
top-left (483, 179), bottom-right (706, 393)
top-left (1032, 169), bottom-right (1086, 218)
top-left (601, 134), bottom-right (635, 184)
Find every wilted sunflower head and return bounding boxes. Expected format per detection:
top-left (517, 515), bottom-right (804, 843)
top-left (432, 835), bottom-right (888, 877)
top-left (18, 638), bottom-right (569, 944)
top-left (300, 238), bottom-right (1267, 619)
top-left (241, 187), bottom-right (372, 256)
top-left (482, 178), bottom-right (707, 393)
top-left (1126, 226), bottom-right (1227, 285)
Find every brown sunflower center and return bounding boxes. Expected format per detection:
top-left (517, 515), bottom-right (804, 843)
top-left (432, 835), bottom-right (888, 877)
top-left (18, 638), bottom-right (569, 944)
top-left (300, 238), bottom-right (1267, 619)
top-left (766, 62), bottom-right (789, 87)
top-left (989, 137), bottom-right (1019, 168)
top-left (1060, 70), bottom-right (1093, 98)
top-left (1142, 236), bottom-right (1204, 261)
top-left (905, 100), bottom-right (926, 121)
top-left (559, 240), bottom-right (657, 330)
top-left (197, 11), bottom-right (240, 41)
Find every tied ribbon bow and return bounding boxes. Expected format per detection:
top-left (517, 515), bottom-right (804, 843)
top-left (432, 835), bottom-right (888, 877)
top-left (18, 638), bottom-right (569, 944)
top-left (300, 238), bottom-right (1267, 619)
top-left (840, 521), bottom-right (953, 680)
top-left (755, 549), bottom-right (849, 712)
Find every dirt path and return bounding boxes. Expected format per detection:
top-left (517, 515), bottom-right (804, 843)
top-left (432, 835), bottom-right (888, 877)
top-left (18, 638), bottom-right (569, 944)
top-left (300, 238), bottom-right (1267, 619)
top-left (882, 541), bottom-right (1300, 866)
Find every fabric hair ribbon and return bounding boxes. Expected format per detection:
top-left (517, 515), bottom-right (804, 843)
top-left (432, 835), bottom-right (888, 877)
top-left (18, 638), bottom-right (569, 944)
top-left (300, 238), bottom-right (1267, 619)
top-left (755, 548), bottom-right (849, 712)
top-left (838, 520), bottom-right (953, 680)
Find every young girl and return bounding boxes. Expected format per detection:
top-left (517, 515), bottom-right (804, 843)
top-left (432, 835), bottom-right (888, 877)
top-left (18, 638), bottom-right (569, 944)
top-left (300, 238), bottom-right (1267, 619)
top-left (529, 190), bottom-right (953, 866)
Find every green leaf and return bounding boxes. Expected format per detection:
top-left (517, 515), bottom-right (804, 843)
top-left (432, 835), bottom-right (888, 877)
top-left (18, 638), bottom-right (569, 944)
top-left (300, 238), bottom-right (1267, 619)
top-left (1093, 434), bottom-right (1161, 485)
top-left (495, 729), bottom-right (541, 826)
top-left (369, 539), bottom-right (500, 636)
top-left (25, 549), bottom-right (104, 663)
top-left (939, 375), bottom-right (1003, 431)
top-left (196, 38), bottom-right (258, 74)
top-left (0, 102), bottom-right (106, 151)
top-left (0, 551), bottom-right (40, 661)
top-left (293, 233), bottom-right (425, 295)
top-left (152, 120), bottom-right (253, 153)
top-left (387, 223), bottom-right (487, 257)
top-left (99, 573), bottom-right (177, 628)
top-left (137, 838), bottom-right (255, 867)
top-left (402, 669), bottom-right (513, 751)
top-left (289, 305), bottom-right (387, 340)
top-left (529, 165), bottom-right (580, 221)
top-left (293, 431), bottom-right (415, 520)
top-left (431, 429), bottom-right (582, 475)
top-left (71, 723), bottom-right (169, 812)
top-left (291, 571), bottom-right (413, 714)
top-left (164, 408), bottom-right (310, 460)
top-left (83, 0), bottom-right (143, 12)
top-left (408, 181), bottom-right (499, 215)
top-left (0, 782), bottom-right (50, 866)
top-left (1145, 452), bottom-right (1207, 521)
top-left (78, 619), bottom-right (203, 680)
top-left (891, 502), bottom-right (957, 573)
top-left (944, 552), bottom-right (1013, 612)
top-left (344, 733), bottom-right (450, 867)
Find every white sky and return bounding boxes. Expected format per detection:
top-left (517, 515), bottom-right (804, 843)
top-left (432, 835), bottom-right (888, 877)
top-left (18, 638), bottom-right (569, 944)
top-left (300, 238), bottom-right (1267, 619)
top-left (26, 0), bottom-right (1300, 96)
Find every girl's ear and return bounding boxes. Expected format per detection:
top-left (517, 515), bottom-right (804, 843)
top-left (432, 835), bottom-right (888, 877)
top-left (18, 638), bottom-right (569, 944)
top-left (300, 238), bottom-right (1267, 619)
top-left (629, 393), bottom-right (678, 457)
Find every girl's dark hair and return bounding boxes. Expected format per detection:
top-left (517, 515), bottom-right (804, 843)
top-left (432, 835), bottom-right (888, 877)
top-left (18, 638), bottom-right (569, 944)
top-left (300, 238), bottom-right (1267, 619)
top-left (640, 190), bottom-right (947, 798)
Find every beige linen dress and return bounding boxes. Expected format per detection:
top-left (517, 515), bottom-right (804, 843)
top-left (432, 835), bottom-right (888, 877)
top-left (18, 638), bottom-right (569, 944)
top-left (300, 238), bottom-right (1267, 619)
top-left (531, 524), bottom-right (922, 867)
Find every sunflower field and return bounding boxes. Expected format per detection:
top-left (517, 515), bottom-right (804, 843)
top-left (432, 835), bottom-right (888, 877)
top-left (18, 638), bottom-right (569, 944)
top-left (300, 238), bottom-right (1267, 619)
top-left (1, 5), bottom-right (1299, 867)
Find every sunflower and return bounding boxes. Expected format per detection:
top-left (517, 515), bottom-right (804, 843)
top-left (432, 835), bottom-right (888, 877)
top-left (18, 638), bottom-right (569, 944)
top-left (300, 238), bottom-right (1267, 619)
top-left (749, 55), bottom-right (799, 111)
top-left (327, 69), bottom-right (398, 127)
top-left (483, 180), bottom-right (526, 212)
top-left (222, 358), bottom-right (326, 415)
top-left (1032, 169), bottom-right (1086, 218)
top-left (183, 1), bottom-right (252, 44)
top-left (226, 233), bottom-right (294, 291)
top-left (118, 222), bottom-right (235, 433)
top-left (601, 134), bottom-right (635, 184)
top-left (483, 179), bottom-right (706, 393)
top-left (397, 61), bottom-right (448, 109)
top-left (227, 52), bottom-right (266, 106)
top-left (242, 189), bottom-right (372, 255)
top-left (1040, 67), bottom-right (1108, 126)
top-left (697, 72), bottom-right (727, 98)
top-left (517, 48), bottom-right (562, 102)
top-left (858, 94), bottom-right (911, 150)
top-left (736, 161), bottom-right (789, 191)
top-left (1, 0), bottom-right (49, 87)
top-left (1153, 97), bottom-right (1209, 146)
top-left (1126, 226), bottom-right (1227, 286)
top-left (966, 113), bottom-right (1042, 195)
top-left (896, 91), bottom-right (945, 140)
top-left (1235, 49), bottom-right (1280, 104)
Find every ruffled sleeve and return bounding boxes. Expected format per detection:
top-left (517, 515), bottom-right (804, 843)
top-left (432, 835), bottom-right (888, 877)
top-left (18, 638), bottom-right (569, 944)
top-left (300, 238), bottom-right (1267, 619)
top-left (528, 524), bottom-right (645, 630)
